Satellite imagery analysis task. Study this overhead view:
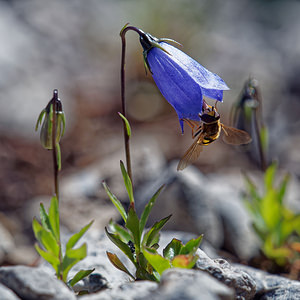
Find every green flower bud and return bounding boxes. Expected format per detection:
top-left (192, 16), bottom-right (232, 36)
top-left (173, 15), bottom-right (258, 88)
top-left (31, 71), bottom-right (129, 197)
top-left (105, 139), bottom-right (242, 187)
top-left (35, 89), bottom-right (66, 149)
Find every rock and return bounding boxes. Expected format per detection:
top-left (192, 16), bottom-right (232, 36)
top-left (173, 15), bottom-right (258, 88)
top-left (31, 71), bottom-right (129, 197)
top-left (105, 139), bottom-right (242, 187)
top-left (155, 268), bottom-right (234, 300)
top-left (66, 230), bottom-right (251, 299)
top-left (195, 249), bottom-right (256, 299)
top-left (236, 264), bottom-right (300, 300)
top-left (0, 221), bottom-right (15, 264)
top-left (0, 266), bottom-right (76, 300)
top-left (72, 273), bottom-right (109, 294)
top-left (5, 245), bottom-right (38, 267)
top-left (0, 283), bottom-right (20, 300)
top-left (66, 231), bottom-right (134, 289)
top-left (135, 162), bottom-right (260, 260)
top-left (80, 281), bottom-right (157, 300)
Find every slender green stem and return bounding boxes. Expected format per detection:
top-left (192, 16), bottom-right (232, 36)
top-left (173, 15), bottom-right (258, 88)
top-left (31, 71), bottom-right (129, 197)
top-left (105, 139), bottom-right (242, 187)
top-left (51, 89), bottom-right (59, 199)
top-left (51, 89), bottom-right (63, 280)
top-left (120, 25), bottom-right (148, 183)
top-left (252, 84), bottom-right (267, 171)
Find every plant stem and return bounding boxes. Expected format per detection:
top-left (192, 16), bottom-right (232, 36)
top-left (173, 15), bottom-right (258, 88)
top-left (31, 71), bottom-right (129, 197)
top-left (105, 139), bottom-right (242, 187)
top-left (252, 83), bottom-right (267, 171)
top-left (120, 25), bottom-right (149, 183)
top-left (51, 89), bottom-right (59, 199)
top-left (51, 89), bottom-right (63, 280)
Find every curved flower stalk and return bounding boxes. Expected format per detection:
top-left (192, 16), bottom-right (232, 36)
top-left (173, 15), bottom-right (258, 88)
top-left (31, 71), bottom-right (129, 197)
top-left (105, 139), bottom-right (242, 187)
top-left (139, 31), bottom-right (229, 132)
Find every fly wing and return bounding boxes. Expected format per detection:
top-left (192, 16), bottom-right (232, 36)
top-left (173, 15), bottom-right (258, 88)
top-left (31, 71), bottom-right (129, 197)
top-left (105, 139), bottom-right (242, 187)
top-left (177, 137), bottom-right (204, 171)
top-left (221, 124), bottom-right (252, 145)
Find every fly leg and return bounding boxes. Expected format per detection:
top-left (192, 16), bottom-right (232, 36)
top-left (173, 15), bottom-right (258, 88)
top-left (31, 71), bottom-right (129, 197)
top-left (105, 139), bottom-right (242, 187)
top-left (181, 119), bottom-right (202, 138)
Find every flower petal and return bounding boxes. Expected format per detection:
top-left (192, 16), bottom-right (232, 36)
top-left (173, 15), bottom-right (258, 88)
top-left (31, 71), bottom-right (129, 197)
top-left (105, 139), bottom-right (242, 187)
top-left (147, 46), bottom-right (202, 132)
top-left (201, 88), bottom-right (223, 101)
top-left (159, 42), bottom-right (229, 92)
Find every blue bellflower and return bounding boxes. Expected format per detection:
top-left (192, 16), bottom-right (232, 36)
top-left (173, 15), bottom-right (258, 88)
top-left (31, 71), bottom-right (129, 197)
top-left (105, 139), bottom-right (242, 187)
top-left (140, 33), bottom-right (229, 132)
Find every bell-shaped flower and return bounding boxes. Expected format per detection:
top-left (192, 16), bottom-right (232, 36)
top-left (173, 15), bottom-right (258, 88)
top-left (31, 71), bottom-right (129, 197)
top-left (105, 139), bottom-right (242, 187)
top-left (35, 89), bottom-right (66, 149)
top-left (140, 33), bottom-right (229, 132)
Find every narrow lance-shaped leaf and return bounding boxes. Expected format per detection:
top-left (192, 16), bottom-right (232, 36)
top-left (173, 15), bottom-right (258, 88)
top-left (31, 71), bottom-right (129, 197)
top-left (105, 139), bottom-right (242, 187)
top-left (102, 181), bottom-right (127, 222)
top-left (39, 203), bottom-right (52, 233)
top-left (277, 174), bottom-right (290, 206)
top-left (136, 266), bottom-right (159, 281)
top-left (35, 109), bottom-right (46, 131)
top-left (32, 218), bottom-right (60, 257)
top-left (125, 203), bottom-right (141, 253)
top-left (143, 215), bottom-right (172, 247)
top-left (62, 244), bottom-right (87, 282)
top-left (118, 112), bottom-right (131, 137)
top-left (108, 219), bottom-right (132, 243)
top-left (48, 104), bottom-right (54, 146)
top-left (140, 185), bottom-right (165, 234)
top-left (66, 220), bottom-right (94, 251)
top-left (34, 243), bottom-right (60, 277)
top-left (264, 162), bottom-right (277, 191)
top-left (48, 196), bottom-right (60, 242)
top-left (69, 269), bottom-right (95, 287)
top-left (105, 227), bottom-right (136, 265)
top-left (180, 235), bottom-right (203, 255)
top-left (106, 252), bottom-right (135, 280)
top-left (120, 160), bottom-right (134, 204)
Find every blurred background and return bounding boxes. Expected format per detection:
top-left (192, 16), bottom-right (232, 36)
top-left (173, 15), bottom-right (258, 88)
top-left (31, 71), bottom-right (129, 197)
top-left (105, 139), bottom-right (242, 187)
top-left (0, 0), bottom-right (299, 266)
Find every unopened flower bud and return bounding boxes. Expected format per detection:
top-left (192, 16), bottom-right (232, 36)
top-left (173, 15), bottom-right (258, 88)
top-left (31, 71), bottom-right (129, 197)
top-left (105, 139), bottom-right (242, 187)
top-left (35, 89), bottom-right (65, 149)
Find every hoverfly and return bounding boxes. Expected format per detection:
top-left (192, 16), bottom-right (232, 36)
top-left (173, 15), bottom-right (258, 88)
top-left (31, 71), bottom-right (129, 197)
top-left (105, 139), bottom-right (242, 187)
top-left (177, 102), bottom-right (252, 171)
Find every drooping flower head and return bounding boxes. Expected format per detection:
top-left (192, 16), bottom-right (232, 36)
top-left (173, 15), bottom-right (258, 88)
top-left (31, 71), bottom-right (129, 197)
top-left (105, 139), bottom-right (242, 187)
top-left (139, 31), bottom-right (229, 132)
top-left (35, 89), bottom-right (66, 149)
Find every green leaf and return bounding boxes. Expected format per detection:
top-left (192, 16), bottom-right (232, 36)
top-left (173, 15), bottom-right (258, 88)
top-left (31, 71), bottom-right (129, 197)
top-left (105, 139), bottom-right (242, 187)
top-left (259, 125), bottom-right (268, 154)
top-left (105, 227), bottom-right (136, 265)
top-left (264, 162), bottom-right (277, 191)
top-left (137, 252), bottom-right (148, 271)
top-left (120, 161), bottom-right (134, 204)
top-left (263, 236), bottom-right (291, 266)
top-left (277, 174), bottom-right (290, 206)
top-left (48, 196), bottom-right (60, 241)
top-left (172, 254), bottom-right (198, 269)
top-left (48, 104), bottom-right (54, 145)
top-left (39, 203), bottom-right (52, 232)
top-left (142, 247), bottom-right (171, 275)
top-left (35, 109), bottom-right (46, 131)
top-left (163, 239), bottom-right (183, 260)
top-left (32, 218), bottom-right (59, 257)
top-left (244, 174), bottom-right (260, 204)
top-left (120, 22), bottom-right (130, 36)
top-left (66, 220), bottom-right (94, 251)
top-left (69, 269), bottom-right (95, 287)
top-left (180, 235), bottom-right (203, 256)
top-left (102, 181), bottom-right (127, 222)
top-left (108, 219), bottom-right (132, 243)
top-left (34, 243), bottom-right (60, 277)
top-left (58, 111), bottom-right (66, 138)
top-left (261, 188), bottom-right (280, 230)
top-left (143, 215), bottom-right (172, 247)
top-left (118, 112), bottom-right (131, 137)
top-left (136, 266), bottom-right (159, 281)
top-left (106, 252), bottom-right (135, 280)
top-left (125, 203), bottom-right (141, 253)
top-left (62, 244), bottom-right (87, 282)
top-left (139, 185), bottom-right (165, 234)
